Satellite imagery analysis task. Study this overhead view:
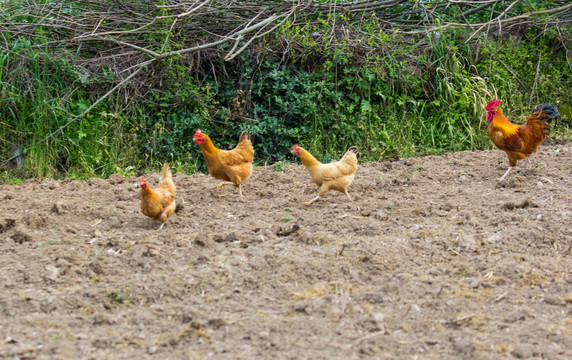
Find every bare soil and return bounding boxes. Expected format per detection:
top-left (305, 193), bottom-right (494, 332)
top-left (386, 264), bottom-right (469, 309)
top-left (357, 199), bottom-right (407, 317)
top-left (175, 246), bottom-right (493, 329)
top-left (1, 145), bottom-right (571, 360)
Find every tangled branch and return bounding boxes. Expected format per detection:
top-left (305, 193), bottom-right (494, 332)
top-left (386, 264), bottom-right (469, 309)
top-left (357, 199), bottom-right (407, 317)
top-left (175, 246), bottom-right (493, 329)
top-left (0, 0), bottom-right (569, 133)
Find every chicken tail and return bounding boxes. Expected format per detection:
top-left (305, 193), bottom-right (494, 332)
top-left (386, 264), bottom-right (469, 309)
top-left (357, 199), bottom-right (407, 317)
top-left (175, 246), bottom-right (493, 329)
top-left (345, 146), bottom-right (359, 157)
top-left (531, 104), bottom-right (560, 132)
top-left (340, 146), bottom-right (359, 164)
top-left (159, 163), bottom-right (172, 185)
top-left (239, 131), bottom-right (251, 142)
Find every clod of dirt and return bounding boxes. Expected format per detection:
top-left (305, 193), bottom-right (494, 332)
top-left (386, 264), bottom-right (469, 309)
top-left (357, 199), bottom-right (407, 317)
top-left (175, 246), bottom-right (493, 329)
top-left (452, 337), bottom-right (475, 355)
top-left (502, 199), bottom-right (537, 210)
top-left (51, 201), bottom-right (68, 214)
top-left (114, 188), bottom-right (131, 201)
top-left (294, 231), bottom-right (331, 245)
top-left (543, 296), bottom-right (565, 306)
top-left (26, 213), bottom-right (48, 229)
top-left (511, 344), bottom-right (538, 358)
top-left (86, 178), bottom-right (107, 187)
top-left (208, 318), bottom-right (226, 329)
top-left (194, 233), bottom-right (215, 247)
top-left (107, 173), bottom-right (126, 185)
top-left (44, 265), bottom-right (60, 281)
top-left (3, 192), bottom-right (15, 200)
top-left (213, 232), bottom-right (239, 243)
top-left (42, 178), bottom-right (60, 190)
top-left (500, 175), bottom-right (524, 188)
top-left (274, 224), bottom-right (300, 237)
top-left (0, 218), bottom-right (16, 233)
top-left (373, 210), bottom-right (389, 220)
top-left (11, 229), bottom-right (32, 244)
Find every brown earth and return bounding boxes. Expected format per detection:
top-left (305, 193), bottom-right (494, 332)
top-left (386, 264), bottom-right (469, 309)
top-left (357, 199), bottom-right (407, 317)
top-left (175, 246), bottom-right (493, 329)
top-left (1, 145), bottom-right (571, 359)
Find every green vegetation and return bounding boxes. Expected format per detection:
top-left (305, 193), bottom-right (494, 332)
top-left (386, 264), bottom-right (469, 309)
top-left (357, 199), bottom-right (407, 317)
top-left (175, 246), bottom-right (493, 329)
top-left (107, 290), bottom-right (126, 305)
top-left (0, 1), bottom-right (570, 181)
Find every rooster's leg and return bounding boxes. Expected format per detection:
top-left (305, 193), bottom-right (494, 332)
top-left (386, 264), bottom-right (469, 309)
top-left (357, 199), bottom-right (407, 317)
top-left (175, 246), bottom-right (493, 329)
top-left (498, 166), bottom-right (513, 181)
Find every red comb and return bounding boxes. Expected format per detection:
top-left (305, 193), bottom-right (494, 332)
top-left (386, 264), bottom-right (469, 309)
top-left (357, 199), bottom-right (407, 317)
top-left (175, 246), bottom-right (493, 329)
top-left (194, 129), bottom-right (202, 137)
top-left (486, 99), bottom-right (501, 110)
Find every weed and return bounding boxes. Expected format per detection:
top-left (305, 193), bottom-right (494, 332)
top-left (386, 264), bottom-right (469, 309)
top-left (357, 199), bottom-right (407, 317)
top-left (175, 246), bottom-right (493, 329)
top-left (273, 161), bottom-right (286, 172)
top-left (108, 290), bottom-right (126, 304)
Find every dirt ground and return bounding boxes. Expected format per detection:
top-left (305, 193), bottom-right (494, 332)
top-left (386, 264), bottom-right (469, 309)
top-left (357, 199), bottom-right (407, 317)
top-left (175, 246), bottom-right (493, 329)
top-left (1, 145), bottom-right (571, 360)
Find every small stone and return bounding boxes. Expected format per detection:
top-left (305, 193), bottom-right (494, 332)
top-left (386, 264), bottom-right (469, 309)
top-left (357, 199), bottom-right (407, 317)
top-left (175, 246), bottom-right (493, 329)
top-left (544, 296), bottom-right (564, 305)
top-left (537, 181), bottom-right (543, 187)
top-left (374, 210), bottom-right (389, 220)
top-left (453, 338), bottom-right (475, 355)
top-left (469, 278), bottom-right (480, 289)
top-left (93, 230), bottom-right (102, 238)
top-left (148, 346), bottom-right (158, 355)
top-left (45, 265), bottom-right (59, 281)
top-left (511, 344), bottom-right (534, 358)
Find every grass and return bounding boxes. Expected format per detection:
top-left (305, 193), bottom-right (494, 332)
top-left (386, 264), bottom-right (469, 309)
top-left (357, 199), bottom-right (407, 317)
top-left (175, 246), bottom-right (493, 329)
top-left (107, 290), bottom-right (126, 304)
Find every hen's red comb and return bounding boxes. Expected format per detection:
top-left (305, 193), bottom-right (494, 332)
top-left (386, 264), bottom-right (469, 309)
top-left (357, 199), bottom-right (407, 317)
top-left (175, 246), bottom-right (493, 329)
top-left (293, 144), bottom-right (300, 150)
top-left (194, 129), bottom-right (202, 137)
top-left (486, 99), bottom-right (501, 110)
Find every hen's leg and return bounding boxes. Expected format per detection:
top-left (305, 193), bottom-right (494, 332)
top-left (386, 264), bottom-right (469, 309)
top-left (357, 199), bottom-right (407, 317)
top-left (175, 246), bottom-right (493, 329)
top-left (498, 166), bottom-right (513, 182)
top-left (302, 195), bottom-right (320, 206)
top-left (344, 189), bottom-right (354, 202)
top-left (303, 184), bottom-right (328, 205)
top-left (237, 184), bottom-right (244, 197)
top-left (216, 181), bottom-right (235, 191)
top-left (522, 157), bottom-right (530, 169)
top-left (158, 222), bottom-right (166, 231)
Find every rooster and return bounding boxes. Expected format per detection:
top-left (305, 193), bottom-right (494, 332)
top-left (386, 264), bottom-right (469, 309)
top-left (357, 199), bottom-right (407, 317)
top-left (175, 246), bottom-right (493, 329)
top-left (194, 129), bottom-right (254, 197)
top-left (486, 100), bottom-right (559, 181)
top-left (292, 144), bottom-right (358, 205)
top-left (140, 163), bottom-right (176, 230)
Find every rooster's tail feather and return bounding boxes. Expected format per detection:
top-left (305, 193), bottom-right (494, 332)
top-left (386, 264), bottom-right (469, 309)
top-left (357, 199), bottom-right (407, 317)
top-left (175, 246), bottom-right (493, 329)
top-left (532, 104), bottom-right (560, 131)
